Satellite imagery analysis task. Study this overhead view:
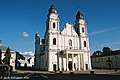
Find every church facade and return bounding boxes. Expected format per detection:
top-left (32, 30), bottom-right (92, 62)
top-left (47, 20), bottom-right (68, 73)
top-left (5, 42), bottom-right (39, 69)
top-left (34, 4), bottom-right (92, 71)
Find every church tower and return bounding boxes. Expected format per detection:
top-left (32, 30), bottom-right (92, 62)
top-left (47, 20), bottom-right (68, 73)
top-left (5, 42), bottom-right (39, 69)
top-left (75, 10), bottom-right (91, 70)
top-left (45, 4), bottom-right (60, 71)
top-left (45, 4), bottom-right (60, 33)
top-left (34, 32), bottom-right (40, 69)
top-left (75, 11), bottom-right (89, 51)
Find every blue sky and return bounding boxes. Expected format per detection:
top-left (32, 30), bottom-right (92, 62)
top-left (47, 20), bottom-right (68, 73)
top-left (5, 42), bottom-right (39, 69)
top-left (0, 0), bottom-right (120, 54)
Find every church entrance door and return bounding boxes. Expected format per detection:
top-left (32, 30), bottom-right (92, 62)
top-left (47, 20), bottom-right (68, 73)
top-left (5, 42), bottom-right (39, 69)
top-left (53, 64), bottom-right (56, 72)
top-left (68, 61), bottom-right (72, 70)
top-left (85, 64), bottom-right (88, 70)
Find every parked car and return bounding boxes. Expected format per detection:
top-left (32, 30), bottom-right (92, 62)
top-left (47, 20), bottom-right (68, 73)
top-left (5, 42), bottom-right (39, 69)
top-left (24, 73), bottom-right (49, 80)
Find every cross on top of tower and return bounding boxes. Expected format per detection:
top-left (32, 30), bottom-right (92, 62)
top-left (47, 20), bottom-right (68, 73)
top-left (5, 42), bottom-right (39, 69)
top-left (48, 4), bottom-right (57, 14)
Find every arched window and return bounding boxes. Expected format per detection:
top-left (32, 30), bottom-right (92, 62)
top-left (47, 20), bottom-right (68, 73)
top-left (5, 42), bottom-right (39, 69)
top-left (53, 22), bottom-right (55, 28)
top-left (53, 38), bottom-right (56, 45)
top-left (82, 27), bottom-right (84, 33)
top-left (84, 41), bottom-right (86, 47)
top-left (69, 39), bottom-right (72, 46)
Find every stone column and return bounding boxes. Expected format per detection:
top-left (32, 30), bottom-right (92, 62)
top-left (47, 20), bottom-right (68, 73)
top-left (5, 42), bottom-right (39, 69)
top-left (78, 54), bottom-right (80, 71)
top-left (72, 54), bottom-right (74, 71)
top-left (80, 54), bottom-right (84, 70)
top-left (66, 53), bottom-right (68, 71)
top-left (61, 54), bottom-right (63, 71)
top-left (57, 53), bottom-right (59, 71)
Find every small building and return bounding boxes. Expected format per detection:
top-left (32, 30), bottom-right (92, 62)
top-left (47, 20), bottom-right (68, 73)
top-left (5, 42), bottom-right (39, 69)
top-left (17, 56), bottom-right (34, 67)
top-left (91, 50), bottom-right (120, 69)
top-left (17, 59), bottom-right (29, 67)
top-left (0, 40), bottom-right (16, 70)
top-left (27, 56), bottom-right (34, 67)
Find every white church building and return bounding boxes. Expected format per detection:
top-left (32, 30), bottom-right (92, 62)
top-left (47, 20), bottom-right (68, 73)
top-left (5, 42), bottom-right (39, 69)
top-left (34, 4), bottom-right (92, 71)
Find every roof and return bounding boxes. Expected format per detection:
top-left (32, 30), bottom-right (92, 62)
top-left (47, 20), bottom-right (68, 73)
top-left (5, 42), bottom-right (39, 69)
top-left (48, 4), bottom-right (57, 14)
top-left (18, 60), bottom-right (29, 64)
top-left (110, 50), bottom-right (120, 55)
top-left (91, 50), bottom-right (120, 58)
top-left (76, 10), bottom-right (84, 19)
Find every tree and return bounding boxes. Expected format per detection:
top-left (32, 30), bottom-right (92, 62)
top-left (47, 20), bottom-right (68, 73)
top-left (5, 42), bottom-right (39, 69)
top-left (3, 47), bottom-right (11, 65)
top-left (102, 47), bottom-right (112, 55)
top-left (16, 52), bottom-right (25, 60)
top-left (0, 49), bottom-right (2, 64)
top-left (92, 50), bottom-right (102, 56)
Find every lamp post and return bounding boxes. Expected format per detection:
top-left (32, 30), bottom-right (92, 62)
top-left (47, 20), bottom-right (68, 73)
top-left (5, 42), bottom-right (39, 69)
top-left (114, 55), bottom-right (117, 72)
top-left (106, 58), bottom-right (112, 70)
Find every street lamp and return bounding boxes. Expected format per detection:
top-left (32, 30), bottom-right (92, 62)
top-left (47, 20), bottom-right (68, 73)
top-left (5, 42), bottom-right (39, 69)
top-left (106, 58), bottom-right (112, 70)
top-left (114, 55), bottom-right (117, 72)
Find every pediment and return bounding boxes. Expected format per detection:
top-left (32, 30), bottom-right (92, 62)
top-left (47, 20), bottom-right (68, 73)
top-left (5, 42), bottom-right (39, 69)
top-left (61, 23), bottom-right (78, 36)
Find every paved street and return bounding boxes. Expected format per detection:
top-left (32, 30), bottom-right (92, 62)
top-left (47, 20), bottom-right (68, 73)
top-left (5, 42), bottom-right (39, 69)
top-left (8, 69), bottom-right (119, 80)
top-left (16, 69), bottom-right (120, 75)
top-left (45, 74), bottom-right (120, 80)
top-left (1, 69), bottom-right (120, 80)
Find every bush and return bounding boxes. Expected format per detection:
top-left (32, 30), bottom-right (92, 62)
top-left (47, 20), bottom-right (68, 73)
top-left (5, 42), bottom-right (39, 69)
top-left (70, 72), bottom-right (74, 74)
top-left (60, 71), bottom-right (63, 74)
top-left (90, 71), bottom-right (94, 74)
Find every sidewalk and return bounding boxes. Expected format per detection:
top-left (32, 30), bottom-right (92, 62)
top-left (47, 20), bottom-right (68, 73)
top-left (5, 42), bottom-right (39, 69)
top-left (56, 69), bottom-right (120, 75)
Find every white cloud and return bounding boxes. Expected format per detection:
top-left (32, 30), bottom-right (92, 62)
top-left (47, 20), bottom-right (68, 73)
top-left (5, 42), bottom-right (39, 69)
top-left (20, 51), bottom-right (34, 58)
top-left (22, 32), bottom-right (29, 37)
top-left (89, 28), bottom-right (116, 36)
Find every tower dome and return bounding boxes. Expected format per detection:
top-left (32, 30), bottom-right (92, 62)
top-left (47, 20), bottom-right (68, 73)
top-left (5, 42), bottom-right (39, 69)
top-left (76, 11), bottom-right (84, 19)
top-left (48, 4), bottom-right (57, 14)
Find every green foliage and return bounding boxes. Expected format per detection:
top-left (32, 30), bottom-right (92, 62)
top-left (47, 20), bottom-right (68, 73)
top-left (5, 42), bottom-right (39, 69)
top-left (102, 47), bottom-right (112, 55)
top-left (92, 50), bottom-right (102, 56)
top-left (16, 52), bottom-right (25, 60)
top-left (92, 47), bottom-right (112, 56)
top-left (3, 47), bottom-right (11, 65)
top-left (0, 49), bottom-right (2, 64)
top-left (0, 65), bottom-right (9, 76)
